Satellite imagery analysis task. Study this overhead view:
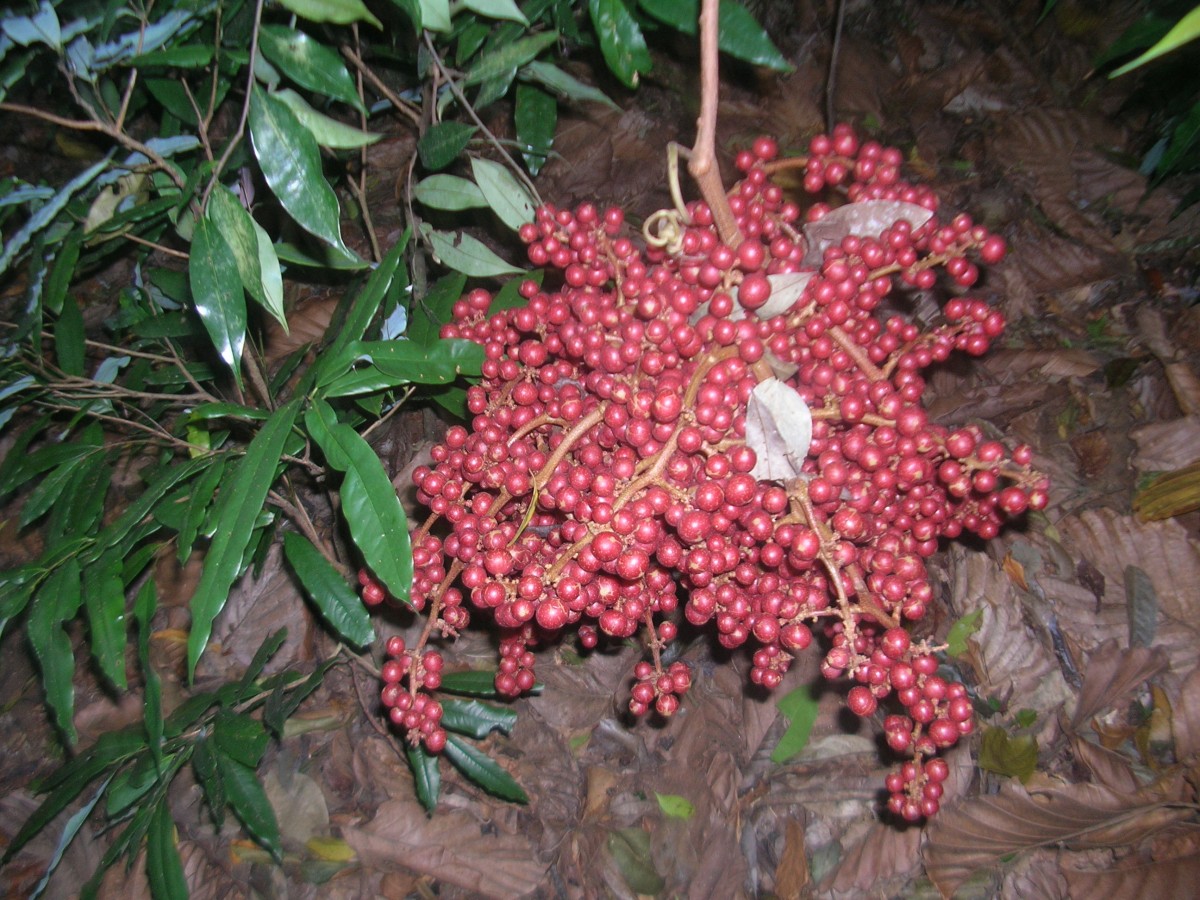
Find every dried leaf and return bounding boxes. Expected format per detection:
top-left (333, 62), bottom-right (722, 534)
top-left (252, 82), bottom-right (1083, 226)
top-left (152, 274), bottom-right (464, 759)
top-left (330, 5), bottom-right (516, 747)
top-left (802, 200), bottom-right (934, 266)
top-left (756, 272), bottom-right (813, 319)
top-left (1131, 415), bottom-right (1200, 473)
top-left (744, 378), bottom-right (812, 482)
top-left (773, 818), bottom-right (809, 898)
top-left (1063, 851), bottom-right (1200, 899)
top-left (1073, 641), bottom-right (1169, 728)
top-left (1071, 734), bottom-right (1141, 794)
top-left (819, 819), bottom-right (922, 894)
top-left (1124, 565), bottom-right (1158, 647)
top-left (925, 780), bottom-right (1190, 896)
top-left (1168, 665), bottom-right (1200, 761)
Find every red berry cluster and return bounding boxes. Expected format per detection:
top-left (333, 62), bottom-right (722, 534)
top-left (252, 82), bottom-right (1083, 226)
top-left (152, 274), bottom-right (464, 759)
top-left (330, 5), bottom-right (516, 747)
top-left (368, 127), bottom-right (1047, 822)
top-left (378, 634), bottom-right (447, 752)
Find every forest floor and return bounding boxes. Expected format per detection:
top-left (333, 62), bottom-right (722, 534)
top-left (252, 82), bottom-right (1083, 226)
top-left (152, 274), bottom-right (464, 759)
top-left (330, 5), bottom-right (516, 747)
top-left (3, 1), bottom-right (1200, 898)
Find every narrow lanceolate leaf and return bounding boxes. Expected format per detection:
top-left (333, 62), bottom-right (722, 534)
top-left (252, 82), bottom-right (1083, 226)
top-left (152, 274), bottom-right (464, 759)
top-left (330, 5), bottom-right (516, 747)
top-left (82, 555), bottom-right (128, 691)
top-left (422, 225), bottom-right (523, 277)
top-left (771, 684), bottom-right (819, 763)
top-left (637, 0), bottom-right (791, 71)
top-left (407, 744), bottom-right (441, 811)
top-left (416, 0), bottom-right (451, 32)
top-left (470, 157), bottom-right (536, 230)
top-left (305, 401), bottom-right (412, 601)
top-left (283, 532), bottom-right (374, 647)
top-left (275, 0), bottom-right (382, 29)
top-left (407, 272), bottom-right (467, 347)
top-left (190, 212), bottom-right (247, 384)
top-left (318, 338), bottom-right (484, 396)
top-left (462, 0), bottom-right (528, 24)
top-left (216, 753), bottom-right (282, 860)
top-left (744, 378), bottom-right (812, 482)
top-left (0, 570), bottom-right (36, 643)
top-left (440, 699), bottom-right (518, 739)
top-left (514, 83), bottom-right (556, 176)
top-left (250, 217), bottom-right (287, 332)
top-left (589, 0), bottom-right (652, 88)
top-left (417, 122), bottom-right (477, 171)
top-left (27, 558), bottom-right (84, 744)
top-left (147, 799), bottom-right (188, 900)
top-left (29, 774), bottom-right (114, 900)
top-left (463, 31), bottom-right (559, 87)
top-left (274, 88), bottom-right (381, 148)
top-left (249, 85), bottom-right (352, 257)
top-left (257, 26), bottom-right (365, 113)
top-left (214, 710), bottom-right (271, 767)
top-left (206, 185), bottom-right (272, 322)
top-left (519, 60), bottom-right (619, 109)
top-left (134, 580), bottom-right (164, 765)
top-left (55, 295), bottom-right (85, 376)
top-left (186, 400), bottom-right (300, 681)
top-left (1111, 5), bottom-right (1200, 76)
top-left (412, 174), bottom-right (488, 211)
top-left (443, 734), bottom-right (528, 802)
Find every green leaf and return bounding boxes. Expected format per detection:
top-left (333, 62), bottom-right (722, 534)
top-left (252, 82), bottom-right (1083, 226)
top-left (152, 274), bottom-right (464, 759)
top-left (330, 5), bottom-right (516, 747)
top-left (258, 26), bottom-right (366, 113)
top-left (519, 60), bottom-right (618, 109)
top-left (470, 157), bottom-right (536, 230)
top-left (407, 272), bottom-right (467, 347)
top-left (462, 0), bottom-right (529, 24)
top-left (440, 698), bottom-right (518, 738)
top-left (134, 580), bottom-right (164, 765)
top-left (192, 736), bottom-right (225, 827)
top-left (177, 457), bottom-right (227, 562)
top-left (637, 0), bottom-right (791, 71)
top-left (440, 668), bottom-right (537, 696)
top-left (945, 609), bottom-right (984, 657)
top-left (45, 450), bottom-right (110, 544)
top-left (215, 710), bottom-right (271, 768)
top-left (488, 269), bottom-right (541, 313)
top-left (147, 798), bottom-right (188, 900)
top-left (251, 217), bottom-right (287, 332)
top-left (43, 230), bottom-right (81, 316)
top-left (654, 792), bottom-right (694, 820)
top-left (249, 85), bottom-right (352, 257)
top-left (27, 558), bottom-right (83, 744)
top-left (274, 88), bottom-right (381, 149)
top-left (416, 0), bottom-right (451, 32)
top-left (589, 0), bottom-right (652, 88)
top-left (130, 43), bottom-right (213, 68)
top-left (30, 774), bottom-right (114, 900)
top-left (263, 658), bottom-right (333, 735)
top-left (1158, 98), bottom-right (1200, 178)
top-left (407, 744), bottom-right (441, 811)
top-left (275, 0), bottom-right (383, 29)
top-left (978, 727), bottom-right (1038, 783)
top-left (190, 212), bottom-right (247, 383)
top-left (607, 826), bottom-right (664, 895)
top-left (1111, 5), bottom-right (1200, 76)
top-left (216, 753), bottom-right (282, 859)
top-left (319, 337), bottom-right (485, 396)
top-left (422, 226), bottom-right (523, 277)
top-left (443, 734), bottom-right (528, 802)
top-left (412, 174), bottom-right (488, 211)
top-left (304, 400), bottom-right (412, 601)
top-left (106, 753), bottom-right (161, 817)
top-left (514, 83), bottom-right (556, 175)
top-left (1, 569), bottom-right (36, 643)
top-left (205, 185), bottom-right (282, 332)
top-left (463, 31), bottom-right (559, 87)
top-left (82, 555), bottom-right (128, 691)
top-left (1095, 14), bottom-right (1174, 69)
top-left (283, 532), bottom-right (374, 647)
top-left (771, 685), bottom-right (819, 763)
top-left (417, 122), bottom-right (477, 171)
top-left (20, 454), bottom-right (87, 529)
top-left (55, 295), bottom-right (85, 376)
top-left (186, 400), bottom-right (300, 680)
top-left (237, 628), bottom-right (289, 697)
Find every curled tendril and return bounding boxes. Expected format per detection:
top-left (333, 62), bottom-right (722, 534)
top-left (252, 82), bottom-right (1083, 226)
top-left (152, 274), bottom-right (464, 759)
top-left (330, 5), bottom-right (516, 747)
top-left (642, 208), bottom-right (687, 255)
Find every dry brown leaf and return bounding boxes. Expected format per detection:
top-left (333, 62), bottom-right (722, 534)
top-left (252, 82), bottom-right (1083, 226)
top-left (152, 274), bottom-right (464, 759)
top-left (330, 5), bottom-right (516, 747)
top-left (980, 348), bottom-right (1102, 382)
top-left (816, 819), bottom-right (921, 895)
top-left (1071, 735), bottom-right (1141, 794)
top-left (924, 780), bottom-right (1192, 897)
top-left (1136, 307), bottom-right (1200, 416)
top-left (1072, 641), bottom-right (1169, 728)
top-left (1131, 415), bottom-right (1200, 473)
top-left (342, 798), bottom-right (546, 897)
top-left (1062, 850), bottom-right (1200, 899)
top-left (773, 818), bottom-right (810, 899)
top-left (1168, 665), bottom-right (1200, 762)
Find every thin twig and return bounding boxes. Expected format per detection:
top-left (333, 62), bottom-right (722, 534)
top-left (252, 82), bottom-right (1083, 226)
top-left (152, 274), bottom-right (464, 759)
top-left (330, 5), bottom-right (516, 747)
top-left (202, 0), bottom-right (265, 208)
top-left (826, 0), bottom-right (846, 132)
top-left (340, 45), bottom-right (423, 128)
top-left (122, 232), bottom-right (190, 259)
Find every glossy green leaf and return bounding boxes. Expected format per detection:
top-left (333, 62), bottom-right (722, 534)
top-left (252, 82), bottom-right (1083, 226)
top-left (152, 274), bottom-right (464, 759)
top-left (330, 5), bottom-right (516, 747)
top-left (417, 121), bottom-right (477, 171)
top-left (186, 400), bottom-right (299, 680)
top-left (655, 792), bottom-right (695, 820)
top-left (771, 684), bottom-right (819, 763)
top-left (422, 226), bottom-right (523, 277)
top-left (134, 580), bottom-right (164, 765)
top-left (258, 26), bottom-right (365, 113)
top-left (589, 0), bottom-right (652, 88)
top-left (106, 754), bottom-right (161, 817)
top-left (189, 212), bottom-right (247, 383)
top-left (215, 710), bottom-right (270, 767)
top-left (412, 174), bottom-right (488, 211)
top-left (637, 0), bottom-right (791, 71)
top-left (237, 628), bottom-right (288, 697)
top-left (129, 42), bottom-right (213, 68)
top-left (1, 437), bottom-right (90, 499)
top-left (276, 0), bottom-right (382, 28)
top-left (407, 272), bottom-right (467, 347)
top-left (0, 570), bottom-right (36, 643)
top-left (440, 698), bottom-right (518, 738)
top-left (443, 734), bottom-right (528, 802)
top-left (274, 88), bottom-right (381, 149)
top-left (304, 400), bottom-right (412, 602)
top-left (29, 774), bottom-right (113, 900)
top-left (205, 185), bottom-right (277, 327)
top-left (416, 0), bottom-right (451, 32)
top-left (43, 230), bottom-right (81, 316)
top-left (147, 798), bottom-right (188, 900)
top-left (175, 457), bottom-right (224, 562)
top-left (1094, 14), bottom-right (1173, 69)
top-left (1111, 5), bottom-right (1200, 76)
top-left (519, 60), bottom-right (618, 109)
top-left (463, 31), bottom-right (558, 87)
top-left (263, 658), bottom-right (333, 736)
top-left (407, 744), bottom-right (441, 811)
top-left (216, 753), bottom-right (282, 859)
top-left (55, 294), bottom-right (84, 376)
top-left (514, 83), bottom-right (556, 175)
top-left (192, 736), bottom-right (225, 827)
top-left (249, 85), bottom-right (351, 257)
top-left (439, 669), bottom-right (501, 696)
top-left (463, 0), bottom-right (528, 24)
top-left (250, 216), bottom-right (287, 332)
top-left (488, 268), bottom-right (542, 314)
top-left (82, 555), bottom-right (127, 691)
top-left (20, 453), bottom-right (91, 528)
top-left (283, 532), bottom-right (374, 647)
top-left (470, 157), bottom-right (536, 230)
top-left (27, 558), bottom-right (83, 744)
top-left (319, 337), bottom-right (485, 396)
top-left (388, 0), bottom-right (422, 31)
top-left (45, 450), bottom-right (110, 544)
